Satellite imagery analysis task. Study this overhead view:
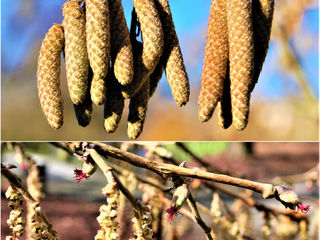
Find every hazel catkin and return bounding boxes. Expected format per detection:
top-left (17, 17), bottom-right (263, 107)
top-left (251, 0), bottom-right (274, 92)
top-left (154, 0), bottom-right (190, 107)
top-left (227, 0), bottom-right (254, 131)
top-left (37, 24), bottom-right (64, 129)
top-left (62, 1), bottom-right (89, 105)
top-left (109, 0), bottom-right (134, 85)
top-left (86, 0), bottom-right (110, 105)
top-left (121, 1), bottom-right (164, 98)
top-left (198, 0), bottom-right (228, 122)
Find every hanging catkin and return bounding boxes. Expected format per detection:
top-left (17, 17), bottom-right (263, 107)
top-left (227, 0), bottom-right (254, 131)
top-left (251, 0), bottom-right (274, 92)
top-left (121, 1), bottom-right (164, 98)
top-left (103, 67), bottom-right (125, 133)
top-left (154, 0), bottom-right (190, 107)
top-left (73, 69), bottom-right (93, 127)
top-left (217, 64), bottom-right (233, 129)
top-left (62, 1), bottom-right (89, 105)
top-left (127, 80), bottom-right (150, 140)
top-left (198, 0), bottom-right (228, 122)
top-left (37, 24), bottom-right (64, 129)
top-left (86, 0), bottom-right (110, 105)
top-left (109, 0), bottom-right (134, 85)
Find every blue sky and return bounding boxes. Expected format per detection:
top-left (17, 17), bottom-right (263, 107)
top-left (2, 0), bottom-right (319, 99)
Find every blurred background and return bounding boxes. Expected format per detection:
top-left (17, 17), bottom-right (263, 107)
top-left (1, 142), bottom-right (319, 239)
top-left (1, 0), bottom-right (319, 140)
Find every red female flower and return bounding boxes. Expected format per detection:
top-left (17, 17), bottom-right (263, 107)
top-left (295, 202), bottom-right (310, 216)
top-left (74, 169), bottom-right (89, 184)
top-left (166, 206), bottom-right (182, 223)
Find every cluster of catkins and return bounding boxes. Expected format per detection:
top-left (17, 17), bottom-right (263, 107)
top-left (5, 186), bottom-right (24, 239)
top-left (37, 0), bottom-right (189, 139)
top-left (198, 0), bottom-right (274, 130)
top-left (95, 182), bottom-right (120, 239)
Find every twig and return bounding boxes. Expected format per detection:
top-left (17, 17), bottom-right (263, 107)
top-left (92, 142), bottom-right (276, 199)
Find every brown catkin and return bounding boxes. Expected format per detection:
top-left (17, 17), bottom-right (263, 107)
top-left (37, 24), bottom-right (64, 129)
top-left (198, 0), bottom-right (228, 121)
top-left (127, 80), bottom-right (150, 140)
top-left (121, 1), bottom-right (164, 98)
top-left (86, 0), bottom-right (110, 105)
top-left (73, 69), bottom-right (93, 127)
top-left (103, 68), bottom-right (125, 133)
top-left (251, 0), bottom-right (274, 92)
top-left (154, 0), bottom-right (190, 107)
top-left (109, 0), bottom-right (134, 85)
top-left (62, 1), bottom-right (89, 105)
top-left (227, 0), bottom-right (254, 131)
top-left (217, 64), bottom-right (232, 129)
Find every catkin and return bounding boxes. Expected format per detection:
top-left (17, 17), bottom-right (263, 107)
top-left (104, 68), bottom-right (125, 133)
top-left (127, 80), bottom-right (150, 140)
top-left (37, 24), bottom-right (64, 129)
top-left (86, 0), bottom-right (110, 105)
top-left (198, 0), bottom-right (228, 122)
top-left (149, 60), bottom-right (164, 98)
top-left (62, 1), bottom-right (89, 105)
top-left (109, 0), bottom-right (134, 85)
top-left (121, 1), bottom-right (164, 98)
top-left (251, 0), bottom-right (274, 92)
top-left (73, 71), bottom-right (93, 127)
top-left (217, 66), bottom-right (232, 129)
top-left (154, 0), bottom-right (189, 107)
top-left (227, 0), bottom-right (254, 131)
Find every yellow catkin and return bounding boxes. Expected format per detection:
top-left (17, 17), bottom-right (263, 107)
top-left (37, 24), bottom-right (64, 129)
top-left (251, 0), bottom-right (274, 92)
top-left (62, 1), bottom-right (89, 105)
top-left (198, 0), bottom-right (228, 122)
top-left (217, 64), bottom-right (232, 129)
top-left (109, 0), bottom-right (134, 85)
top-left (73, 71), bottom-right (93, 127)
top-left (154, 0), bottom-right (190, 107)
top-left (86, 0), bottom-right (110, 105)
top-left (121, 1), bottom-right (164, 98)
top-left (103, 67), bottom-right (124, 133)
top-left (127, 79), bottom-right (150, 140)
top-left (227, 0), bottom-right (254, 131)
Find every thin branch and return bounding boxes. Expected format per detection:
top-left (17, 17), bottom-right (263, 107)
top-left (92, 142), bottom-right (276, 199)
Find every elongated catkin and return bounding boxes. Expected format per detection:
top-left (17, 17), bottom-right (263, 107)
top-left (73, 69), bottom-right (93, 127)
top-left (217, 65), bottom-right (232, 129)
top-left (127, 79), bottom-right (150, 139)
top-left (103, 67), bottom-right (125, 133)
top-left (154, 0), bottom-right (189, 107)
top-left (62, 1), bottom-right (89, 105)
top-left (227, 0), bottom-right (254, 131)
top-left (251, 0), bottom-right (274, 92)
top-left (109, 0), bottom-right (134, 85)
top-left (37, 24), bottom-right (64, 129)
top-left (121, 1), bottom-right (164, 98)
top-left (86, 0), bottom-right (110, 105)
top-left (198, 0), bottom-right (228, 122)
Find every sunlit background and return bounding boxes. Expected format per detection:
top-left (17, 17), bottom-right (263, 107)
top-left (2, 0), bottom-right (319, 140)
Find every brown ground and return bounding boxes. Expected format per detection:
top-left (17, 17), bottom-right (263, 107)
top-left (1, 142), bottom-right (319, 240)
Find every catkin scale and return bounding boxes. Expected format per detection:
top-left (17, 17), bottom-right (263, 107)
top-left (121, 1), bottom-right (164, 98)
top-left (198, 0), bottom-right (228, 121)
top-left (37, 24), bottom-right (64, 129)
top-left (127, 79), bottom-right (150, 140)
top-left (227, 0), bottom-right (254, 131)
top-left (62, 1), bottom-right (89, 105)
top-left (103, 67), bottom-right (125, 133)
top-left (86, 0), bottom-right (110, 105)
top-left (251, 0), bottom-right (274, 92)
top-left (109, 0), bottom-right (134, 85)
top-left (154, 0), bottom-right (190, 107)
